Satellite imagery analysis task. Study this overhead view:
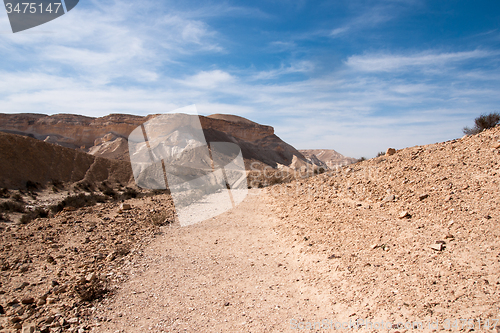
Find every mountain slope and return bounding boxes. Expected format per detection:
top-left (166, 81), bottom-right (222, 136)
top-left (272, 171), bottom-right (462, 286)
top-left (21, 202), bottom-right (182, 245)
top-left (0, 113), bottom-right (314, 170)
top-left (269, 126), bottom-right (500, 322)
top-left (0, 132), bottom-right (133, 189)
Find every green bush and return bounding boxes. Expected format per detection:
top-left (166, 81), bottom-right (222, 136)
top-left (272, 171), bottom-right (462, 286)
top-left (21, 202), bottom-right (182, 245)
top-left (463, 112), bottom-right (500, 135)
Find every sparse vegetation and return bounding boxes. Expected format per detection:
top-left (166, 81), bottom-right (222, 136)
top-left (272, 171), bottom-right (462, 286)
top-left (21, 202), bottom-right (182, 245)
top-left (0, 200), bottom-right (25, 213)
top-left (0, 188), bottom-right (9, 198)
top-left (463, 112), bottom-right (500, 135)
top-left (356, 157), bottom-right (367, 163)
top-left (49, 193), bottom-right (106, 213)
top-left (149, 210), bottom-right (173, 226)
top-left (376, 151), bottom-right (385, 157)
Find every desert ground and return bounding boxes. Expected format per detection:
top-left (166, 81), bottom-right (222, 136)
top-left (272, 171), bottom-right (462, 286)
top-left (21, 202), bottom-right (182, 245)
top-left (0, 124), bottom-right (499, 333)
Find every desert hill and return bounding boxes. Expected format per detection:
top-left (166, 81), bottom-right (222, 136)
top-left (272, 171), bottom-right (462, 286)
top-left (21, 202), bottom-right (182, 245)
top-left (299, 149), bottom-right (357, 168)
top-left (0, 113), bottom-right (314, 171)
top-left (0, 132), bottom-right (133, 190)
top-left (269, 126), bottom-right (500, 322)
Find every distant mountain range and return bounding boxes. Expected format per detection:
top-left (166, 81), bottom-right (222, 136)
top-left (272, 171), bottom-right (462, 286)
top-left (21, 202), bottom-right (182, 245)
top-left (0, 113), bottom-right (355, 189)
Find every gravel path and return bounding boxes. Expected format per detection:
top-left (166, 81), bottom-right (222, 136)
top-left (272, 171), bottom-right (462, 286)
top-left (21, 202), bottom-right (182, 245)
top-left (95, 190), bottom-right (332, 332)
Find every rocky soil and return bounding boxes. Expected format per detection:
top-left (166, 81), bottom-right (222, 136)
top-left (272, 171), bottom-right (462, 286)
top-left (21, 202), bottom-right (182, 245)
top-left (1, 121), bottom-right (499, 332)
top-left (269, 126), bottom-right (500, 327)
top-left (0, 193), bottom-right (175, 332)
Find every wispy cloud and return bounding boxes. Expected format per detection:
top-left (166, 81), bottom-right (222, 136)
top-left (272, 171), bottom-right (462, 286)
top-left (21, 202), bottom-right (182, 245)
top-left (346, 50), bottom-right (495, 72)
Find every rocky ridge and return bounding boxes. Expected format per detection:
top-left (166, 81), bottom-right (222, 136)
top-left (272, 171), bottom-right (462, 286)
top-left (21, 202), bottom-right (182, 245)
top-left (299, 149), bottom-right (357, 168)
top-left (0, 113), bottom-right (314, 171)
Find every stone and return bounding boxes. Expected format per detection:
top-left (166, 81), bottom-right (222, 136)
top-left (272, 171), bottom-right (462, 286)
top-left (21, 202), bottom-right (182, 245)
top-left (418, 193), bottom-right (429, 200)
top-left (398, 211), bottom-right (411, 219)
top-left (386, 148), bottom-right (396, 156)
top-left (85, 272), bottom-right (97, 282)
top-left (14, 282), bottom-right (29, 291)
top-left (430, 243), bottom-right (444, 251)
top-left (6, 298), bottom-right (19, 306)
top-left (383, 195), bottom-right (395, 202)
top-left (21, 297), bottom-right (35, 304)
top-left (67, 318), bottom-right (79, 324)
top-left (492, 142), bottom-right (500, 149)
top-left (120, 203), bottom-right (131, 211)
top-left (22, 323), bottom-right (36, 333)
top-left (106, 252), bottom-right (117, 262)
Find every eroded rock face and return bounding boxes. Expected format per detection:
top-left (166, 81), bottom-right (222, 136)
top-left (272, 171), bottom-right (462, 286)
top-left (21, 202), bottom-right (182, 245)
top-left (0, 113), bottom-right (318, 171)
top-left (299, 149), bottom-right (356, 168)
top-left (0, 132), bottom-right (133, 189)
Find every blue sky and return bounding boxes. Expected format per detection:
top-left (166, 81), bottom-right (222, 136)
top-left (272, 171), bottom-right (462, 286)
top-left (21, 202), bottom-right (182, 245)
top-left (1, 0), bottom-right (499, 157)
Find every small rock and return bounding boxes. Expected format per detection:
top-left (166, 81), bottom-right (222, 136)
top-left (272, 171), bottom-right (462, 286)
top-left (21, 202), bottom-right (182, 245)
top-left (224, 302), bottom-right (230, 306)
top-left (46, 297), bottom-right (56, 304)
top-left (418, 193), bottom-right (429, 200)
top-left (51, 280), bottom-right (60, 287)
top-left (7, 298), bottom-right (19, 305)
top-left (22, 323), bottom-right (36, 333)
top-left (46, 255), bottom-right (56, 264)
top-left (40, 326), bottom-right (50, 333)
top-left (120, 203), bottom-right (131, 211)
top-left (385, 148), bottom-right (396, 156)
top-left (21, 297), bottom-right (35, 304)
top-left (492, 142), bottom-right (500, 149)
top-left (63, 206), bottom-right (76, 212)
top-left (10, 316), bottom-right (22, 324)
top-left (78, 328), bottom-right (86, 333)
top-left (85, 272), bottom-right (97, 282)
top-left (398, 211), bottom-right (411, 219)
top-left (444, 233), bottom-right (454, 239)
top-left (430, 243), bottom-right (444, 251)
top-left (106, 252), bottom-right (117, 262)
top-left (67, 318), bottom-right (79, 325)
top-left (15, 282), bottom-right (29, 291)
top-left (18, 264), bottom-right (29, 273)
top-left (383, 195), bottom-right (395, 202)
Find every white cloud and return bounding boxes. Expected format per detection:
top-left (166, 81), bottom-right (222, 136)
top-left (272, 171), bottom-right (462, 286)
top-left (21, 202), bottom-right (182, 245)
top-left (346, 50), bottom-right (494, 72)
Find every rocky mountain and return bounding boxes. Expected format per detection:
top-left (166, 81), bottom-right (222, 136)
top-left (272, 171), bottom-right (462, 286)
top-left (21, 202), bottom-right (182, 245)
top-left (299, 149), bottom-right (357, 168)
top-left (0, 113), bottom-right (315, 172)
top-left (0, 132), bottom-right (133, 190)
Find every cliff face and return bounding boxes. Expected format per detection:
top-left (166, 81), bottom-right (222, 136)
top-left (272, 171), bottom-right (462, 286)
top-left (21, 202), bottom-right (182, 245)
top-left (0, 113), bottom-right (145, 149)
top-left (299, 149), bottom-right (356, 168)
top-left (0, 132), bottom-right (133, 189)
top-left (0, 112), bottom-right (312, 170)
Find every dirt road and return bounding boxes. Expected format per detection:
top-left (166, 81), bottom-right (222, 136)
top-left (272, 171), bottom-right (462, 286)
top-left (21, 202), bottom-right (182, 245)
top-left (95, 190), bottom-right (333, 332)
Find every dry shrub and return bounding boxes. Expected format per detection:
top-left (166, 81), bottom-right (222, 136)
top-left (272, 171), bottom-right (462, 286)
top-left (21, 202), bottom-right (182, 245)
top-left (0, 200), bottom-right (25, 213)
top-left (149, 210), bottom-right (172, 226)
top-left (50, 193), bottom-right (106, 213)
top-left (463, 112), bottom-right (500, 135)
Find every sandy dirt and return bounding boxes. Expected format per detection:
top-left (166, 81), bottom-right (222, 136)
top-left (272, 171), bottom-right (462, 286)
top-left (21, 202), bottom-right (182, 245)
top-left (95, 190), bottom-right (334, 333)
